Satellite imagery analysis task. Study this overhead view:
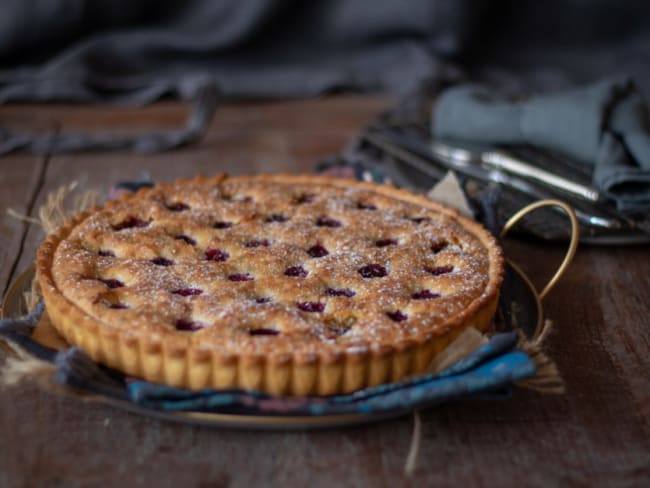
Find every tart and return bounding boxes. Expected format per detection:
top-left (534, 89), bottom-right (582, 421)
top-left (36, 174), bottom-right (503, 395)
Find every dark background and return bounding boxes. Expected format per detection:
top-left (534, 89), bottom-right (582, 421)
top-left (2, 0), bottom-right (649, 103)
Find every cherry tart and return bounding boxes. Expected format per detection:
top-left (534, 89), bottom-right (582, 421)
top-left (37, 174), bottom-right (503, 395)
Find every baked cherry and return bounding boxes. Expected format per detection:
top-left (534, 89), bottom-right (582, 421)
top-left (316, 216), bottom-right (342, 228)
top-left (409, 217), bottom-right (430, 224)
top-left (249, 328), bottom-right (279, 336)
top-left (411, 290), bottom-right (441, 300)
top-left (99, 278), bottom-right (124, 289)
top-left (266, 213), bottom-right (289, 222)
top-left (244, 239), bottom-right (270, 248)
top-left (98, 250), bottom-right (116, 257)
top-left (112, 217), bottom-right (150, 231)
top-left (431, 241), bottom-right (449, 253)
top-left (326, 322), bottom-right (351, 336)
top-left (175, 318), bottom-right (205, 331)
top-left (425, 265), bottom-right (453, 276)
top-left (109, 303), bottom-right (129, 310)
top-left (223, 194), bottom-right (252, 203)
top-left (386, 310), bottom-right (408, 322)
top-left (285, 266), bottom-right (308, 278)
top-left (213, 221), bottom-right (233, 229)
top-left (151, 257), bottom-right (174, 266)
top-left (255, 297), bottom-right (271, 303)
top-left (228, 273), bottom-right (254, 282)
top-left (307, 244), bottom-right (329, 258)
top-left (166, 202), bottom-right (189, 211)
top-left (175, 234), bottom-right (196, 245)
top-left (293, 194), bottom-right (315, 204)
top-left (326, 288), bottom-right (356, 297)
top-left (375, 238), bottom-right (398, 247)
top-left (205, 248), bottom-right (229, 262)
top-left (357, 201), bottom-right (377, 210)
top-left (297, 301), bottom-right (325, 312)
top-left (358, 264), bottom-right (387, 278)
top-left (171, 288), bottom-right (203, 296)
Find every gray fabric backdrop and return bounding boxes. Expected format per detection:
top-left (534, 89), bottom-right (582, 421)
top-left (2, 0), bottom-right (649, 103)
top-left (2, 0), bottom-right (650, 160)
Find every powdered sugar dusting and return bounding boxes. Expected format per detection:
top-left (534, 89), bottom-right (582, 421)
top-left (51, 176), bottom-right (499, 356)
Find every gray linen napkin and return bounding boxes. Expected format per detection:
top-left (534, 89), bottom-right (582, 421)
top-left (432, 77), bottom-right (650, 213)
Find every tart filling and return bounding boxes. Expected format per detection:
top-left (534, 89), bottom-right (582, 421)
top-left (37, 174), bottom-right (503, 395)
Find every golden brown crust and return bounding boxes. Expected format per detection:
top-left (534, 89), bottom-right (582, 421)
top-left (36, 173), bottom-right (503, 395)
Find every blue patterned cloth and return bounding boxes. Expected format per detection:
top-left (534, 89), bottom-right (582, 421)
top-left (128, 336), bottom-right (534, 415)
top-left (0, 304), bottom-right (536, 416)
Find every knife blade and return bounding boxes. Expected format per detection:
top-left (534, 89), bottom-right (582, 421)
top-left (426, 138), bottom-right (601, 203)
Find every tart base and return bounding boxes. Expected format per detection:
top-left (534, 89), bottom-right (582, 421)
top-left (37, 174), bottom-right (503, 396)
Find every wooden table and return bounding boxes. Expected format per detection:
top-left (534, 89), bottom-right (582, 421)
top-left (1, 97), bottom-right (649, 487)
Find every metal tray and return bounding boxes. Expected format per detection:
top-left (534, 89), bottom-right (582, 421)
top-left (1, 200), bottom-right (577, 430)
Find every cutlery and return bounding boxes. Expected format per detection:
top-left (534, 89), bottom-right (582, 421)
top-left (361, 130), bottom-right (631, 231)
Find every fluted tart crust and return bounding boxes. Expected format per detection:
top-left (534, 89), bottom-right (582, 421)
top-left (36, 174), bottom-right (503, 395)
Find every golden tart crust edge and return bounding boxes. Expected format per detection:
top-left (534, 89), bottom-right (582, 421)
top-left (36, 173), bottom-right (504, 396)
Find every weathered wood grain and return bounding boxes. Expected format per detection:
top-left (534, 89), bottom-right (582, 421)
top-left (1, 97), bottom-right (390, 134)
top-left (0, 156), bottom-right (44, 294)
top-left (1, 97), bottom-right (649, 488)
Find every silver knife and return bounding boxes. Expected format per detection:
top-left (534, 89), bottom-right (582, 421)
top-left (430, 140), bottom-right (601, 203)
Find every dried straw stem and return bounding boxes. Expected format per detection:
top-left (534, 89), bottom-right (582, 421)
top-left (516, 320), bottom-right (565, 394)
top-left (1, 342), bottom-right (55, 387)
